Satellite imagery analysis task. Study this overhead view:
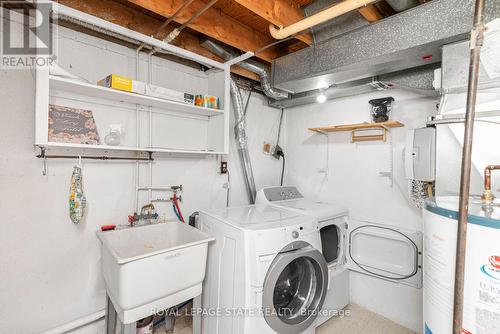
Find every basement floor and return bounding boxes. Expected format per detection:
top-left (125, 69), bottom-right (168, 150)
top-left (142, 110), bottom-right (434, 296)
top-left (316, 304), bottom-right (417, 334)
top-left (148, 304), bottom-right (417, 334)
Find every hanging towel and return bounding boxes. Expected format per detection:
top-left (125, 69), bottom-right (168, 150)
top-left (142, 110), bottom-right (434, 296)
top-left (69, 165), bottom-right (86, 224)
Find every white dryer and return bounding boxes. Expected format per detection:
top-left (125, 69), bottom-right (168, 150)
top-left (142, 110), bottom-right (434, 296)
top-left (199, 205), bottom-right (328, 334)
top-left (256, 186), bottom-right (423, 326)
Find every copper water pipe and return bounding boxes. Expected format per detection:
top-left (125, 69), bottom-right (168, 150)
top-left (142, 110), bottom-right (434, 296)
top-left (481, 165), bottom-right (500, 203)
top-left (452, 0), bottom-right (486, 333)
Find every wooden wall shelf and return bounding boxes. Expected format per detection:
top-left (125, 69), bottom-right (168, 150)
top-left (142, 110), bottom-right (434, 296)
top-left (309, 121), bottom-right (405, 142)
top-left (309, 121), bottom-right (404, 133)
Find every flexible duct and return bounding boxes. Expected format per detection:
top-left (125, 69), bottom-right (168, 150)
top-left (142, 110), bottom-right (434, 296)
top-left (202, 40), bottom-right (289, 100)
top-left (230, 78), bottom-right (257, 204)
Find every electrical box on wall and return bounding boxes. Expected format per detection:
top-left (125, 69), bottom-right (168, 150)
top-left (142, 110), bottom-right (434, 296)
top-left (405, 127), bottom-right (436, 182)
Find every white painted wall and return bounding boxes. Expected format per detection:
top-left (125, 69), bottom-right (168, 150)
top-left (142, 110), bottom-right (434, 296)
top-left (436, 93), bottom-right (500, 197)
top-left (284, 90), bottom-right (437, 332)
top-left (0, 16), bottom-right (283, 333)
top-left (7, 8), bottom-right (500, 334)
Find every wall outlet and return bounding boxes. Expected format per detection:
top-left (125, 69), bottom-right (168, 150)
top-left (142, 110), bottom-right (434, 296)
top-left (272, 144), bottom-right (283, 160)
top-left (263, 142), bottom-right (272, 155)
top-left (220, 161), bottom-right (228, 174)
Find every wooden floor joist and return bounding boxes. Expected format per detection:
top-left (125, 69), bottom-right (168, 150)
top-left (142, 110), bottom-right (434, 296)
top-left (57, 0), bottom-right (260, 81)
top-left (232, 0), bottom-right (313, 45)
top-left (126, 0), bottom-right (283, 63)
top-left (357, 4), bottom-right (384, 22)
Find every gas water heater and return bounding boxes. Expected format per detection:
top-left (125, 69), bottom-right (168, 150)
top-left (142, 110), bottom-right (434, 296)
top-left (423, 197), bottom-right (500, 334)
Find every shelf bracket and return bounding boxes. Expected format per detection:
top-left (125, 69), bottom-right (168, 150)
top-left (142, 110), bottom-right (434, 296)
top-left (351, 128), bottom-right (387, 142)
top-left (40, 147), bottom-right (47, 176)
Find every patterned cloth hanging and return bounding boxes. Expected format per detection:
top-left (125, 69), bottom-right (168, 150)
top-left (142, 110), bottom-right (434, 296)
top-left (69, 165), bottom-right (86, 224)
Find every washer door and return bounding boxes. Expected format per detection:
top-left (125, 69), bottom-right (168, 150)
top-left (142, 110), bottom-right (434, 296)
top-left (262, 244), bottom-right (328, 334)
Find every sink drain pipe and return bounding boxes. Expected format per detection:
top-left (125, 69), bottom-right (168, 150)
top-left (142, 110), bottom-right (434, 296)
top-left (230, 78), bottom-right (257, 204)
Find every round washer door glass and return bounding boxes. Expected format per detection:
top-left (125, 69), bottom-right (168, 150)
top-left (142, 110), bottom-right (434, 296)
top-left (263, 245), bottom-right (328, 334)
top-left (274, 257), bottom-right (318, 320)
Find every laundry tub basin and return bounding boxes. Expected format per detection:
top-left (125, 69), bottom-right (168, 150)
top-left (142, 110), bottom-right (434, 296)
top-left (97, 221), bottom-right (214, 322)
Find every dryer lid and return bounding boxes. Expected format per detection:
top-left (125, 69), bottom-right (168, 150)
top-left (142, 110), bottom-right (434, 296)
top-left (275, 199), bottom-right (348, 221)
top-left (346, 219), bottom-right (423, 288)
top-left (201, 204), bottom-right (315, 230)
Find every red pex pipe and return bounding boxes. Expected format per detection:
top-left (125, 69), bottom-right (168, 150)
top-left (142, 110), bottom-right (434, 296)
top-left (173, 193), bottom-right (185, 223)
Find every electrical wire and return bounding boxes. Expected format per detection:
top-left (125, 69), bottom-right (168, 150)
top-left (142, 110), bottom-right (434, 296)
top-left (226, 170), bottom-right (230, 207)
top-left (243, 90), bottom-right (252, 117)
top-left (276, 108), bottom-right (286, 186)
top-left (276, 108), bottom-right (284, 146)
top-left (280, 153), bottom-right (285, 186)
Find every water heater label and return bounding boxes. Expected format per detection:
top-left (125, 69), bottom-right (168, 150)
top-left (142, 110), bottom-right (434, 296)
top-left (423, 208), bottom-right (500, 334)
top-left (462, 224), bottom-right (500, 334)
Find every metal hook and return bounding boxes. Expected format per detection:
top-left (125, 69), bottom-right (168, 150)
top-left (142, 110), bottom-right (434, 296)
top-left (41, 147), bottom-right (47, 176)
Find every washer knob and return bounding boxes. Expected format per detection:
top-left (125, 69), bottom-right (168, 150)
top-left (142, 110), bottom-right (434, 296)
top-left (291, 231), bottom-right (299, 239)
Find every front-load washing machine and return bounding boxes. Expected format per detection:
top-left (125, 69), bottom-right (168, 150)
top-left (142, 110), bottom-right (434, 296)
top-left (199, 204), bottom-right (328, 334)
top-left (256, 186), bottom-right (350, 325)
top-left (256, 186), bottom-right (424, 326)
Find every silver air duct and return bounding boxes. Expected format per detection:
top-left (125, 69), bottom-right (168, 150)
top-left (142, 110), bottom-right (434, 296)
top-left (273, 0), bottom-right (500, 94)
top-left (385, 0), bottom-right (419, 12)
top-left (202, 40), bottom-right (289, 100)
top-left (230, 78), bottom-right (257, 204)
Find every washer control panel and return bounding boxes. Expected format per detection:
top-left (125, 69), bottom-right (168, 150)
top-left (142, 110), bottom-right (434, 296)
top-left (262, 186), bottom-right (303, 202)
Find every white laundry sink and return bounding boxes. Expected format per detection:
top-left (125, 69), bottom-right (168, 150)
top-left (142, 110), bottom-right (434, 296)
top-left (97, 221), bottom-right (214, 323)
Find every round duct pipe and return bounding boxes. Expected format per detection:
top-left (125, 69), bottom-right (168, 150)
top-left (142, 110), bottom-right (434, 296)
top-left (202, 40), bottom-right (288, 100)
top-left (385, 0), bottom-right (420, 12)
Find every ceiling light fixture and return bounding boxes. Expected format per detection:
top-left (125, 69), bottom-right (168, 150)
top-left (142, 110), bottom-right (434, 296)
top-left (316, 90), bottom-right (327, 103)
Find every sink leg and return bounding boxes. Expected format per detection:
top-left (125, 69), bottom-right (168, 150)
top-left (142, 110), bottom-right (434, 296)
top-left (193, 294), bottom-right (202, 334)
top-left (105, 294), bottom-right (117, 334)
top-left (165, 312), bottom-right (176, 334)
top-left (118, 322), bottom-right (136, 334)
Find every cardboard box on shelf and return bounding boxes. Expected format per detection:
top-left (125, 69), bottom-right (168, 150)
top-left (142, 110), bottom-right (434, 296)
top-left (97, 74), bottom-right (146, 94)
top-left (145, 84), bottom-right (195, 105)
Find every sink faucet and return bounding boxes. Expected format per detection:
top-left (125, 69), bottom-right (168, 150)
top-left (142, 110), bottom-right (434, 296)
top-left (128, 204), bottom-right (159, 226)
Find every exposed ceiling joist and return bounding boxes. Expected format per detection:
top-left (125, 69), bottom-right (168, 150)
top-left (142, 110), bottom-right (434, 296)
top-left (126, 0), bottom-right (282, 63)
top-left (57, 0), bottom-right (260, 81)
top-left (232, 0), bottom-right (313, 45)
top-left (357, 4), bottom-right (384, 22)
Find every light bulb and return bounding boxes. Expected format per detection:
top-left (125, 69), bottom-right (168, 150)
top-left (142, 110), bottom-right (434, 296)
top-left (316, 94), bottom-right (327, 103)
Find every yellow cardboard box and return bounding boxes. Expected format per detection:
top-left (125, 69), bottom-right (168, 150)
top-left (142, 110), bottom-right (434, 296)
top-left (97, 74), bottom-right (146, 94)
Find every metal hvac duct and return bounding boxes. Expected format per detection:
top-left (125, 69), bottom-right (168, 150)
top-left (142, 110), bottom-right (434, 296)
top-left (272, 0), bottom-right (500, 94)
top-left (269, 64), bottom-right (439, 109)
top-left (230, 78), bottom-right (257, 204)
top-left (202, 40), bottom-right (288, 100)
top-left (385, 0), bottom-right (420, 12)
